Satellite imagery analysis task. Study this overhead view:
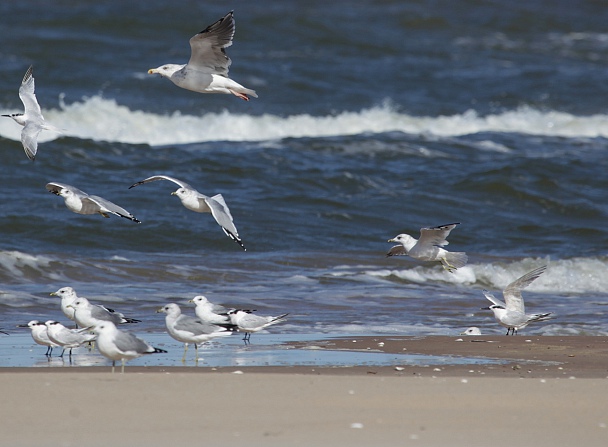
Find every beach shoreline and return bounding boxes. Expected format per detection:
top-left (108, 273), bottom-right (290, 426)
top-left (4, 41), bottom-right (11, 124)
top-left (1, 336), bottom-right (607, 446)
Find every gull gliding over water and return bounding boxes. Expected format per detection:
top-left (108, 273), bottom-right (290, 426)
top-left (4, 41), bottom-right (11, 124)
top-left (93, 321), bottom-right (166, 373)
top-left (387, 222), bottom-right (468, 272)
top-left (2, 65), bottom-right (61, 161)
top-left (46, 182), bottom-right (140, 223)
top-left (129, 175), bottom-right (245, 250)
top-left (148, 11), bottom-right (257, 101)
top-left (482, 266), bottom-right (553, 335)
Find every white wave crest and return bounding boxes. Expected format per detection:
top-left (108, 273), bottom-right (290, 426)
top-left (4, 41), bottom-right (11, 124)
top-left (369, 256), bottom-right (608, 295)
top-left (2, 96), bottom-right (608, 146)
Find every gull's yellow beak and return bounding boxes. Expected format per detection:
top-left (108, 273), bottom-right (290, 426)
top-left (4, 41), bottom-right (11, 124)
top-left (388, 238), bottom-right (396, 243)
top-left (156, 307), bottom-right (164, 313)
top-left (50, 292), bottom-right (57, 296)
top-left (148, 68), bottom-right (156, 74)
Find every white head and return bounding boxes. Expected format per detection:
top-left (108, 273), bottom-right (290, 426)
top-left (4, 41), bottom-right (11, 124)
top-left (157, 303), bottom-right (181, 317)
top-left (190, 295), bottom-right (209, 306)
top-left (92, 321), bottom-right (118, 336)
top-left (51, 286), bottom-right (77, 299)
top-left (388, 233), bottom-right (417, 252)
top-left (148, 64), bottom-right (182, 78)
top-left (460, 327), bottom-right (482, 336)
top-left (68, 297), bottom-right (90, 311)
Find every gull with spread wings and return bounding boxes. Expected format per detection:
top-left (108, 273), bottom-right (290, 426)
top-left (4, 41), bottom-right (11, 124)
top-left (46, 182), bottom-right (140, 223)
top-left (148, 11), bottom-right (257, 101)
top-left (482, 265), bottom-right (553, 335)
top-left (387, 223), bottom-right (467, 272)
top-left (2, 65), bottom-right (61, 161)
top-left (129, 175), bottom-right (245, 250)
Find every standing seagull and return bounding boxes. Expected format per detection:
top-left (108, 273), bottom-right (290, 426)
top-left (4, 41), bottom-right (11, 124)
top-left (148, 11), bottom-right (257, 101)
top-left (157, 303), bottom-right (233, 362)
top-left (129, 175), bottom-right (245, 250)
top-left (2, 65), bottom-right (61, 161)
top-left (228, 310), bottom-right (288, 342)
top-left (17, 320), bottom-right (59, 357)
top-left (46, 182), bottom-right (140, 223)
top-left (45, 320), bottom-right (96, 358)
top-left (93, 321), bottom-right (166, 373)
top-left (482, 266), bottom-right (553, 335)
top-left (387, 223), bottom-right (468, 272)
top-left (68, 297), bottom-right (141, 329)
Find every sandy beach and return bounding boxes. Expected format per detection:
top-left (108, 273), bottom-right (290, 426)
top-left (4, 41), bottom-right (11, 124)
top-left (1, 336), bottom-right (607, 447)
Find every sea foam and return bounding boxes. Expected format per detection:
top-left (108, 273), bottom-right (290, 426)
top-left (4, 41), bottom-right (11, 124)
top-left (2, 96), bottom-right (608, 146)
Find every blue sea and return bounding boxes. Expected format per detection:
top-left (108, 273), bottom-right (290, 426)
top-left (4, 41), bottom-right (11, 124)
top-left (1, 0), bottom-right (608, 367)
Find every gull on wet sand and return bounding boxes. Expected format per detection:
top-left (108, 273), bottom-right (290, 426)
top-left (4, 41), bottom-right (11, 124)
top-left (157, 303), bottom-right (233, 362)
top-left (148, 11), bottom-right (257, 101)
top-left (17, 320), bottom-right (59, 356)
top-left (46, 182), bottom-right (140, 223)
top-left (228, 310), bottom-right (288, 342)
top-left (387, 222), bottom-right (468, 272)
top-left (129, 175), bottom-right (245, 250)
top-left (93, 321), bottom-right (166, 373)
top-left (44, 320), bottom-right (96, 358)
top-left (2, 65), bottom-right (61, 161)
top-left (68, 297), bottom-right (141, 329)
top-left (459, 327), bottom-right (482, 336)
top-left (482, 265), bottom-right (553, 335)
top-left (189, 295), bottom-right (256, 325)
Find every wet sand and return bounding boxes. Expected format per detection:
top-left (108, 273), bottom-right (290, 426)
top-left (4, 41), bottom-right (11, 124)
top-left (1, 336), bottom-right (607, 446)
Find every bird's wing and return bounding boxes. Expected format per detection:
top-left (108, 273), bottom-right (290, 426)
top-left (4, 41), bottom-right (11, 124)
top-left (45, 182), bottom-right (88, 198)
top-left (87, 195), bottom-right (139, 222)
top-left (89, 305), bottom-right (121, 324)
top-left (418, 223), bottom-right (460, 247)
top-left (503, 266), bottom-right (547, 313)
top-left (205, 194), bottom-right (237, 232)
top-left (114, 330), bottom-right (152, 354)
top-left (18, 66), bottom-right (42, 116)
top-left (187, 11), bottom-right (235, 75)
top-left (175, 315), bottom-right (219, 335)
top-left (386, 245), bottom-right (407, 257)
top-left (129, 174), bottom-right (193, 190)
top-left (204, 194), bottom-right (245, 249)
top-left (21, 122), bottom-right (41, 161)
top-left (482, 290), bottom-right (506, 308)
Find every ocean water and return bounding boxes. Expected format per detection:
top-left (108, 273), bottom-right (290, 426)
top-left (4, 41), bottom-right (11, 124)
top-left (1, 0), bottom-right (608, 366)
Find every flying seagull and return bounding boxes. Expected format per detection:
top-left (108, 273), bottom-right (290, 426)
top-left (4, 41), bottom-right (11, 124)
top-left (129, 175), bottom-right (245, 250)
top-left (46, 182), bottom-right (140, 223)
top-left (482, 266), bottom-right (553, 335)
top-left (2, 65), bottom-right (61, 161)
top-left (387, 223), bottom-right (467, 272)
top-left (148, 11), bottom-right (257, 101)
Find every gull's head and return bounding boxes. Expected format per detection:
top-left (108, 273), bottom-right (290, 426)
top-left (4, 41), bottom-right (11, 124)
top-left (189, 295), bottom-right (208, 305)
top-left (68, 298), bottom-right (89, 310)
top-left (44, 320), bottom-right (61, 328)
top-left (92, 322), bottom-right (116, 336)
top-left (388, 234), bottom-right (413, 244)
top-left (171, 188), bottom-right (189, 198)
top-left (157, 303), bottom-right (180, 316)
top-left (51, 286), bottom-right (76, 298)
top-left (148, 65), bottom-right (180, 78)
top-left (459, 327), bottom-right (482, 336)
top-left (17, 320), bottom-right (40, 329)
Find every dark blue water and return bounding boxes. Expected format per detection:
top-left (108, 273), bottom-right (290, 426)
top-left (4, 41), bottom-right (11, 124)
top-left (1, 0), bottom-right (607, 368)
